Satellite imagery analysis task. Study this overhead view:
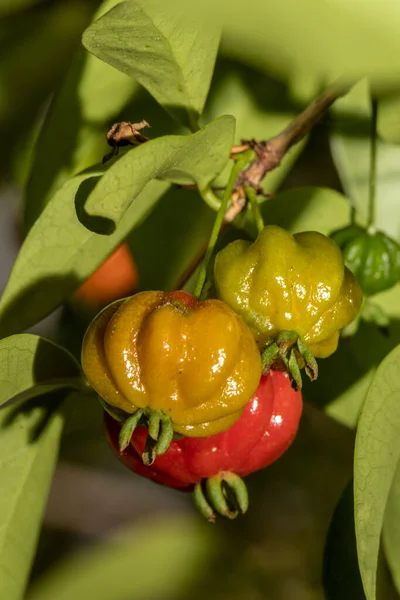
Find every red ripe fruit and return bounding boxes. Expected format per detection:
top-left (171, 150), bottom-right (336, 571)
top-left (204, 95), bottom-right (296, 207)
top-left (105, 370), bottom-right (302, 495)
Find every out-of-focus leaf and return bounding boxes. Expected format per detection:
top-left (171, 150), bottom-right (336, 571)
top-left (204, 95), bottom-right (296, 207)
top-left (0, 171), bottom-right (169, 338)
top-left (260, 185), bottom-right (350, 235)
top-left (0, 334), bottom-right (82, 407)
top-left (82, 0), bottom-right (220, 130)
top-left (204, 63), bottom-right (306, 192)
top-left (24, 0), bottom-right (137, 231)
top-left (83, 115), bottom-right (235, 228)
top-left (330, 80), bottom-right (400, 239)
top-left (354, 344), bottom-right (400, 599)
top-left (0, 0), bottom-right (47, 16)
top-left (0, 0), bottom-right (95, 176)
top-left (27, 516), bottom-right (215, 600)
top-left (0, 398), bottom-right (64, 600)
top-left (170, 0), bottom-right (400, 93)
top-left (378, 95), bottom-right (400, 145)
top-left (306, 285), bottom-right (400, 429)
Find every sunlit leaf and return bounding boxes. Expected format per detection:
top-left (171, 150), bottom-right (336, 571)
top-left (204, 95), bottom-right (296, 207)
top-left (0, 171), bottom-right (169, 337)
top-left (82, 115), bottom-right (235, 227)
top-left (82, 0), bottom-right (220, 130)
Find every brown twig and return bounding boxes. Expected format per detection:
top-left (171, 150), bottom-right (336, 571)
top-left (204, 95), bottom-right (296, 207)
top-left (174, 81), bottom-right (352, 290)
top-left (238, 80), bottom-right (351, 188)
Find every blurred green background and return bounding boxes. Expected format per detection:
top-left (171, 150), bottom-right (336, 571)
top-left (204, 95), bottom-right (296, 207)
top-left (1, 1), bottom-right (400, 599)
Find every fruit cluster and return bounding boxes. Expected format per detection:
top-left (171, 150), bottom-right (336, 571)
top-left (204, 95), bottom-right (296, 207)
top-left (81, 225), bottom-right (362, 521)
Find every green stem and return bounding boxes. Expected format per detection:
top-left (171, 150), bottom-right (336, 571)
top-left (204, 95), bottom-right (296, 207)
top-left (199, 186), bottom-right (222, 211)
top-left (245, 186), bottom-right (264, 234)
top-left (188, 111), bottom-right (200, 133)
top-left (368, 98), bottom-right (378, 229)
top-left (193, 153), bottom-right (250, 299)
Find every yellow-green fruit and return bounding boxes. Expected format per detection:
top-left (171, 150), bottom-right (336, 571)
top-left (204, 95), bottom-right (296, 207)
top-left (214, 225), bottom-right (363, 358)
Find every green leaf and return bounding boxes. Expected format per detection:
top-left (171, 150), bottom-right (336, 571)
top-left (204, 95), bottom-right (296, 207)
top-left (82, 0), bottom-right (220, 130)
top-left (0, 398), bottom-right (65, 600)
top-left (354, 344), bottom-right (400, 599)
top-left (0, 334), bottom-right (82, 408)
top-left (24, 0), bottom-right (138, 230)
top-left (0, 172), bottom-right (169, 338)
top-left (27, 516), bottom-right (214, 600)
top-left (82, 115), bottom-right (235, 228)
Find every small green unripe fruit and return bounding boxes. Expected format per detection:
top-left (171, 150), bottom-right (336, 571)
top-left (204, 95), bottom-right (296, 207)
top-left (331, 225), bottom-right (400, 296)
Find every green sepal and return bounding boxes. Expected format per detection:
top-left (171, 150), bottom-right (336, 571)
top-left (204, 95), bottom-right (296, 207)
top-left (193, 472), bottom-right (249, 522)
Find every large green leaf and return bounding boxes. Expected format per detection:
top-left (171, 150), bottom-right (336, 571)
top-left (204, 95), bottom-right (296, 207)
top-left (0, 171), bottom-right (169, 338)
top-left (82, 115), bottom-right (235, 227)
top-left (0, 398), bottom-right (64, 600)
top-left (24, 0), bottom-right (137, 231)
top-left (0, 334), bottom-right (82, 407)
top-left (82, 0), bottom-right (220, 130)
top-left (27, 516), bottom-right (214, 600)
top-left (354, 344), bottom-right (400, 599)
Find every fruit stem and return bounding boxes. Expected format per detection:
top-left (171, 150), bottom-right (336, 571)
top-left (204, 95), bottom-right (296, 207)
top-left (199, 186), bottom-right (222, 211)
top-left (368, 98), bottom-right (378, 229)
top-left (193, 151), bottom-right (252, 299)
top-left (245, 186), bottom-right (264, 234)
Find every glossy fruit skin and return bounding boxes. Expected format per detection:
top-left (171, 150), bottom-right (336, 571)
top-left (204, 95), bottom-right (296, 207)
top-left (331, 225), bottom-right (400, 296)
top-left (82, 290), bottom-right (262, 437)
top-left (214, 225), bottom-right (363, 359)
top-left (105, 370), bottom-right (302, 489)
top-left (73, 243), bottom-right (138, 310)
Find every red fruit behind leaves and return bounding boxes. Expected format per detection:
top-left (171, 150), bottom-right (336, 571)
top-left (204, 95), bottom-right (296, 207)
top-left (73, 243), bottom-right (138, 310)
top-left (105, 370), bottom-right (302, 489)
